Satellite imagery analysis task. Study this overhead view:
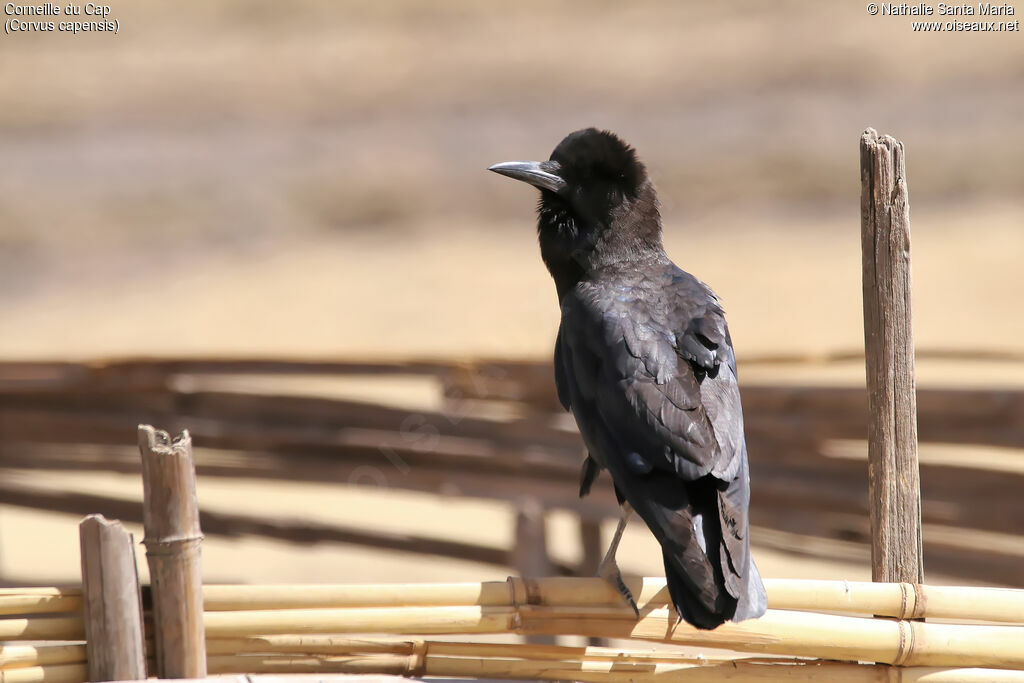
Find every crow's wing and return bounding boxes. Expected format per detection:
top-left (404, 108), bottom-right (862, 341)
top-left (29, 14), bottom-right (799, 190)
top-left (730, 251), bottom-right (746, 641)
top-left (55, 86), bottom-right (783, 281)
top-left (555, 265), bottom-right (756, 622)
top-left (559, 268), bottom-right (742, 481)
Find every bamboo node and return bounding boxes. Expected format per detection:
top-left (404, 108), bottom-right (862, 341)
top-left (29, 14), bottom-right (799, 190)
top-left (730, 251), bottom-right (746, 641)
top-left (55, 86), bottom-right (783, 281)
top-left (908, 583), bottom-right (926, 620)
top-left (406, 640), bottom-right (427, 677)
top-left (141, 536), bottom-right (203, 556)
top-left (896, 582), bottom-right (925, 620)
top-left (505, 576), bottom-right (525, 607)
top-left (506, 575), bottom-right (543, 606)
top-left (892, 620), bottom-right (915, 666)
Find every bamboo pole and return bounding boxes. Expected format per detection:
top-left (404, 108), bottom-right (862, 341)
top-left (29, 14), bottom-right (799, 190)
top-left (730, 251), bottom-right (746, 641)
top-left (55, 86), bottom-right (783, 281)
top-left (860, 128), bottom-right (924, 583)
top-left (0, 664), bottom-right (88, 683)
top-left (203, 651), bottom-right (1024, 683)
top-left (764, 579), bottom-right (1024, 623)
top-left (522, 607), bottom-right (1024, 669)
top-left (200, 577), bottom-right (1024, 623)
top-left (206, 633), bottom-right (1024, 680)
top-left (0, 645), bottom-right (86, 669)
top-left (204, 637), bottom-right (419, 657)
top-left (71, 668), bottom-right (1024, 683)
top-left (0, 616), bottom-right (84, 641)
top-left (204, 636), bottom-right (721, 663)
top-left (206, 655), bottom-right (412, 677)
top-left (78, 515), bottom-right (146, 682)
top-left (203, 605), bottom-right (514, 637)
top-left (138, 425), bottom-right (206, 679)
top-left (200, 604), bottom-right (1024, 669)
top-left (0, 589), bottom-right (80, 616)
top-left (512, 500), bottom-right (553, 578)
top-left (11, 635), bottom-right (1014, 683)
top-left (512, 499), bottom-right (555, 645)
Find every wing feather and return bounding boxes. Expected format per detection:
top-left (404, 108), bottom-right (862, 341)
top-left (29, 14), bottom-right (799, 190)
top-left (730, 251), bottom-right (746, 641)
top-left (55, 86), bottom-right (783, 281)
top-left (556, 265), bottom-right (759, 621)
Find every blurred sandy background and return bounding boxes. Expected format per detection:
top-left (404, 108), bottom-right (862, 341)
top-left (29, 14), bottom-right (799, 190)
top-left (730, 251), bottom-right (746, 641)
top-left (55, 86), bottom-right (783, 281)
top-left (1, 2), bottom-right (1022, 588)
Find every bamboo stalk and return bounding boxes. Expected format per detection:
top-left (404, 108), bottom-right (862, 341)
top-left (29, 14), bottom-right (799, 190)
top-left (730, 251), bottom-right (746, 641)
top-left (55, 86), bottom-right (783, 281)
top-left (0, 646), bottom-right (86, 669)
top-left (207, 654), bottom-right (412, 677)
top-left (204, 637), bottom-right (418, 657)
top-left (203, 605), bottom-right (515, 638)
top-left (138, 425), bottom-right (207, 679)
top-left (0, 589), bottom-right (80, 617)
top-left (200, 604), bottom-right (1024, 669)
top-left (423, 640), bottom-right (713, 663)
top-left (28, 661), bottom-right (1024, 683)
top-left (765, 579), bottom-right (1024, 622)
top-left (520, 607), bottom-right (1024, 669)
top-left (0, 617), bottom-right (84, 641)
top-left (201, 577), bottom-right (1024, 623)
top-left (0, 664), bottom-right (88, 683)
top-left (204, 636), bottom-right (719, 663)
top-left (204, 651), bottom-right (1024, 683)
top-left (2, 636), bottom-right (1020, 683)
top-left (202, 582), bottom-right (517, 610)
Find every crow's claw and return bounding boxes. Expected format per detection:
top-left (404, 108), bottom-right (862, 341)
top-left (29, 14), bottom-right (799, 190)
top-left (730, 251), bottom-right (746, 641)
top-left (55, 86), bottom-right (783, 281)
top-left (599, 557), bottom-right (639, 618)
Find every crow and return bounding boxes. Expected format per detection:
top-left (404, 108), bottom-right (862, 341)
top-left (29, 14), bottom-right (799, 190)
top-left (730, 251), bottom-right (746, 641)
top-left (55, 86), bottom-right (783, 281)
top-left (488, 128), bottom-right (767, 629)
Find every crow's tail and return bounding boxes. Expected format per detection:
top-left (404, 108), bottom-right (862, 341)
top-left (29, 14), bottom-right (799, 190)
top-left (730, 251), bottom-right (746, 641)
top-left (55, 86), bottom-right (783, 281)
top-left (662, 550), bottom-right (732, 629)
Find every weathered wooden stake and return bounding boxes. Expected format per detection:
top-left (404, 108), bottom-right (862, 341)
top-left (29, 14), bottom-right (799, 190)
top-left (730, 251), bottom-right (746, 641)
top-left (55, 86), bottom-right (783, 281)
top-left (512, 498), bottom-right (555, 645)
top-left (578, 518), bottom-right (603, 576)
top-left (79, 514), bottom-right (146, 682)
top-left (512, 499), bottom-right (554, 579)
top-left (578, 517), bottom-right (607, 647)
top-left (859, 128), bottom-right (924, 583)
top-left (138, 425), bottom-right (207, 678)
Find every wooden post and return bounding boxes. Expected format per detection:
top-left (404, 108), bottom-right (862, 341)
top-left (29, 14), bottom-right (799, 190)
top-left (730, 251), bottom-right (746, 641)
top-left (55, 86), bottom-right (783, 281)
top-left (578, 518), bottom-right (603, 575)
top-left (578, 517), bottom-right (607, 647)
top-left (79, 515), bottom-right (147, 682)
top-left (859, 129), bottom-right (924, 583)
top-left (512, 498), bottom-right (553, 578)
top-left (511, 499), bottom-right (555, 645)
top-left (138, 425), bottom-right (207, 678)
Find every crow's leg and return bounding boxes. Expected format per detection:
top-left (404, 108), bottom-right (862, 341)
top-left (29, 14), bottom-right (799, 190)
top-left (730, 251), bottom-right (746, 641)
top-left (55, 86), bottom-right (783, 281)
top-left (597, 503), bottom-right (638, 617)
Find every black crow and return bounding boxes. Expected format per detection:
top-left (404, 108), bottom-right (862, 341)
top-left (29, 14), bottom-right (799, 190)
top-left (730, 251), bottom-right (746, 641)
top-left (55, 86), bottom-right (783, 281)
top-left (488, 128), bottom-right (767, 629)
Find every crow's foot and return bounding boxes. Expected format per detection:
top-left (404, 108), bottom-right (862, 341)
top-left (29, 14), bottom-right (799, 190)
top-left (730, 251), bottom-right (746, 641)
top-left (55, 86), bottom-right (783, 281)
top-left (598, 555), bottom-right (639, 618)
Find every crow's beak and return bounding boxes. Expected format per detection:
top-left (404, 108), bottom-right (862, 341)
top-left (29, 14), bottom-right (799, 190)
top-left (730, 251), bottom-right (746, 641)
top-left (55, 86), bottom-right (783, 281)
top-left (488, 160), bottom-right (566, 193)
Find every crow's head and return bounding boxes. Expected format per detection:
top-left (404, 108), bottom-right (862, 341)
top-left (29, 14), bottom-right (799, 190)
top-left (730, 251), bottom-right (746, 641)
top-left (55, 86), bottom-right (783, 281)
top-left (489, 128), bottom-right (663, 293)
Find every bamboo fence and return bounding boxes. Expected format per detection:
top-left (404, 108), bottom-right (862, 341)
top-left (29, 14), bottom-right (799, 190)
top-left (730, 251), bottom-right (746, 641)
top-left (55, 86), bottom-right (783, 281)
top-left (2, 133), bottom-right (1023, 682)
top-left (4, 577), bottom-right (1024, 680)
